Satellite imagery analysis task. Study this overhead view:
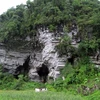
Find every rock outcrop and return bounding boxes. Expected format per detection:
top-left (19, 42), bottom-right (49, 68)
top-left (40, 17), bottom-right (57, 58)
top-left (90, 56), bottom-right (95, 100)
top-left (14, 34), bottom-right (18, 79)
top-left (0, 43), bottom-right (30, 74)
top-left (29, 29), bottom-right (67, 81)
top-left (0, 29), bottom-right (67, 82)
top-left (1, 25), bottom-right (99, 82)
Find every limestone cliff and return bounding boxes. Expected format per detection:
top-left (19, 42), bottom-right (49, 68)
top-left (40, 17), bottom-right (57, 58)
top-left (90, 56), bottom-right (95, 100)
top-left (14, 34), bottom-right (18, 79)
top-left (0, 29), bottom-right (67, 81)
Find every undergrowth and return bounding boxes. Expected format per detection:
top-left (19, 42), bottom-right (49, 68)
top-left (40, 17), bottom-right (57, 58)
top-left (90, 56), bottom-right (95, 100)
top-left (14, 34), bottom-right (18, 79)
top-left (0, 57), bottom-right (100, 96)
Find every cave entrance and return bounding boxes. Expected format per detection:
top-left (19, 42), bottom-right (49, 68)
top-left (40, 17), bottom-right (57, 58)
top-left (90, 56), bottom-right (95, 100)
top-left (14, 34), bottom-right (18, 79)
top-left (37, 63), bottom-right (49, 83)
top-left (14, 55), bottom-right (30, 79)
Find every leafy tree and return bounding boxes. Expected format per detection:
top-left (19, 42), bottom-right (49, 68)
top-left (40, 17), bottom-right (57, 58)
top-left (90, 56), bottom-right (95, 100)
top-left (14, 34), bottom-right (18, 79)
top-left (0, 0), bottom-right (100, 51)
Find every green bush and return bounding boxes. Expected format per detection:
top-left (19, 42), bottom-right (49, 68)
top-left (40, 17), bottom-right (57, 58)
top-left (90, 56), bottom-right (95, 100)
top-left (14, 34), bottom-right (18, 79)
top-left (48, 24), bottom-right (56, 32)
top-left (50, 57), bottom-right (100, 93)
top-left (56, 35), bottom-right (73, 56)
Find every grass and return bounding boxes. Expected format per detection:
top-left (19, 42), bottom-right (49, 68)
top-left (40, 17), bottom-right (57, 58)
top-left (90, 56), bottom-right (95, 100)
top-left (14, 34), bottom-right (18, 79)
top-left (85, 91), bottom-right (100, 100)
top-left (0, 90), bottom-right (100, 100)
top-left (0, 90), bottom-right (84, 100)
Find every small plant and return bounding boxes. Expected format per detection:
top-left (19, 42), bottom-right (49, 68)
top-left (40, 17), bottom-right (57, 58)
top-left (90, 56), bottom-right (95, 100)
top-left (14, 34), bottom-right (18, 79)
top-left (48, 24), bottom-right (56, 32)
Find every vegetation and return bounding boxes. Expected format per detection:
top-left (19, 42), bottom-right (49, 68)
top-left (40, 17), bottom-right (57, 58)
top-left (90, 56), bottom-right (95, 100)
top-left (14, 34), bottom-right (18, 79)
top-left (0, 65), bottom-right (45, 90)
top-left (0, 0), bottom-right (100, 99)
top-left (0, 0), bottom-right (100, 44)
top-left (0, 90), bottom-right (100, 100)
top-left (49, 58), bottom-right (100, 95)
top-left (0, 61), bottom-right (100, 96)
top-left (0, 90), bottom-right (84, 100)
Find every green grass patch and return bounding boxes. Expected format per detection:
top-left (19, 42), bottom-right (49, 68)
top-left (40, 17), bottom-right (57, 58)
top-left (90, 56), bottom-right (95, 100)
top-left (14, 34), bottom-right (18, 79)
top-left (0, 90), bottom-right (100, 100)
top-left (0, 90), bottom-right (83, 100)
top-left (85, 91), bottom-right (100, 100)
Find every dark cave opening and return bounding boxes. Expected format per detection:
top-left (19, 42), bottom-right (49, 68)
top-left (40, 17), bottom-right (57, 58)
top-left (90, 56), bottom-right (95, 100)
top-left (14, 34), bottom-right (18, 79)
top-left (14, 55), bottom-right (30, 79)
top-left (37, 63), bottom-right (49, 83)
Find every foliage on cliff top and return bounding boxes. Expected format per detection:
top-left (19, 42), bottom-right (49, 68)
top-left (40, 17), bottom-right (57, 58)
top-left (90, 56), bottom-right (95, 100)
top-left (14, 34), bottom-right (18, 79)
top-left (0, 0), bottom-right (100, 43)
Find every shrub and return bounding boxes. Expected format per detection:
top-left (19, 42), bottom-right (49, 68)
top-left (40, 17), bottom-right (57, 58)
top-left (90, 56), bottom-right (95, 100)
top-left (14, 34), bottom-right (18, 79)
top-left (48, 24), bottom-right (56, 32)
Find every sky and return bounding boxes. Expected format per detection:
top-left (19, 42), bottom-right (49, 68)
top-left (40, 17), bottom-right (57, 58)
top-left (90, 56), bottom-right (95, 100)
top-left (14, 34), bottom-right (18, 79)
top-left (0, 0), bottom-right (29, 15)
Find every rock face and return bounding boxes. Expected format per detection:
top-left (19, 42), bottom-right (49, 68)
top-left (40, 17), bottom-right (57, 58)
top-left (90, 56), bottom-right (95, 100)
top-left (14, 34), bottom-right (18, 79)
top-left (0, 43), bottom-right (30, 74)
top-left (29, 29), bottom-right (67, 81)
top-left (67, 24), bottom-right (80, 48)
top-left (0, 29), bottom-right (67, 82)
top-left (1, 25), bottom-right (99, 82)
